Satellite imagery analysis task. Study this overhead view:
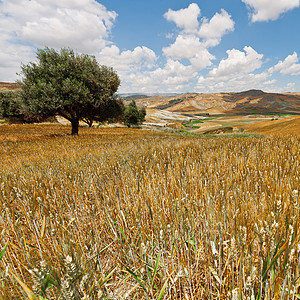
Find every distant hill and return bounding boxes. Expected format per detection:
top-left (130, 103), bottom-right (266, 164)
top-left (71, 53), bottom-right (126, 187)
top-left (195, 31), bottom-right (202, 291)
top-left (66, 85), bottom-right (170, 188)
top-left (133, 90), bottom-right (300, 115)
top-left (0, 82), bottom-right (20, 91)
top-left (1, 82), bottom-right (299, 115)
top-left (120, 92), bottom-right (179, 98)
top-left (121, 94), bottom-right (150, 102)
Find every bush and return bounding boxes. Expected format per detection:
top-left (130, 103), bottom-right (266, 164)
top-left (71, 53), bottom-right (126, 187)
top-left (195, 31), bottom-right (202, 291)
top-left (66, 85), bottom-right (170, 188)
top-left (123, 100), bottom-right (146, 128)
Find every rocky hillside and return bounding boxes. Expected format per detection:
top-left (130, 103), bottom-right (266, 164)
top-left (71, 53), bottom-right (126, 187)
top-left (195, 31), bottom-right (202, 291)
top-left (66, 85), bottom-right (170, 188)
top-left (134, 90), bottom-right (300, 115)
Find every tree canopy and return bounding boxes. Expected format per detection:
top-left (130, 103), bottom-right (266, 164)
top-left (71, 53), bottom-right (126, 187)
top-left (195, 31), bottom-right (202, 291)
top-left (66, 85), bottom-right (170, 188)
top-left (19, 47), bottom-right (121, 134)
top-left (0, 91), bottom-right (21, 120)
top-left (123, 100), bottom-right (146, 127)
top-left (0, 90), bottom-right (46, 123)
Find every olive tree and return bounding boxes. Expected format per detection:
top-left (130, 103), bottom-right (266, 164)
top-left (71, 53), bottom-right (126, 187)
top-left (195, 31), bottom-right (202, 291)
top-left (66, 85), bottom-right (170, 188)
top-left (19, 47), bottom-right (121, 135)
top-left (81, 94), bottom-right (124, 127)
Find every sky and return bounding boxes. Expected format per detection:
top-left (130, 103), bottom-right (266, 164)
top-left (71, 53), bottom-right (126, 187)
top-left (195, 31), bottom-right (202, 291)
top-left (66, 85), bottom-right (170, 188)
top-left (0, 0), bottom-right (300, 94)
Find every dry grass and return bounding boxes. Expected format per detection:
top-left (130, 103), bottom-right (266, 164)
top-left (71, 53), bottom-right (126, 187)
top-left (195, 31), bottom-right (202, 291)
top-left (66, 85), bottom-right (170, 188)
top-left (0, 124), bottom-right (299, 299)
top-left (235, 115), bottom-right (300, 136)
top-left (194, 115), bottom-right (300, 136)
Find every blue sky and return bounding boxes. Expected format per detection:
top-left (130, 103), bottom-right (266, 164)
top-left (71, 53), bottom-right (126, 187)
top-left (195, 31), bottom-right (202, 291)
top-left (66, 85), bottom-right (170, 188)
top-left (0, 0), bottom-right (300, 93)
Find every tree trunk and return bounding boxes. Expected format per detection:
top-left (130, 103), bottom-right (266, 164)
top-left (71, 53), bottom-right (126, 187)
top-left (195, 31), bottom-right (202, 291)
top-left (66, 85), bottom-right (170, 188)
top-left (71, 119), bottom-right (79, 135)
top-left (82, 118), bottom-right (93, 127)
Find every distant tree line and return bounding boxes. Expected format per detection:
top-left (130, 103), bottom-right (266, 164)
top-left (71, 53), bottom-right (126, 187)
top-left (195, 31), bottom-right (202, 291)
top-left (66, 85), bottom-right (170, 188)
top-left (0, 48), bottom-right (146, 134)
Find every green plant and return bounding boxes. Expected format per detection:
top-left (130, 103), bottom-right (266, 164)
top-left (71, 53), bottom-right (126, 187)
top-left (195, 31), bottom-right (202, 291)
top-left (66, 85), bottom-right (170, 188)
top-left (182, 119), bottom-right (204, 129)
top-left (0, 91), bottom-right (44, 123)
top-left (123, 100), bottom-right (146, 127)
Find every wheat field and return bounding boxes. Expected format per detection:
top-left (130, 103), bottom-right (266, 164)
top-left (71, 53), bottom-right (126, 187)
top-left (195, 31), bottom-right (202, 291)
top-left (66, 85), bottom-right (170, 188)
top-left (0, 124), bottom-right (299, 299)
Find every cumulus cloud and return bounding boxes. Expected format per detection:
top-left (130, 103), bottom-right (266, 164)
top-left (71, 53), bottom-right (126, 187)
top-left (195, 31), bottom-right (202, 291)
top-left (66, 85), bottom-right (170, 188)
top-left (119, 59), bottom-right (196, 93)
top-left (164, 4), bottom-right (234, 47)
top-left (96, 46), bottom-right (198, 94)
top-left (162, 4), bottom-right (234, 72)
top-left (286, 82), bottom-right (296, 91)
top-left (195, 46), bottom-right (268, 92)
top-left (196, 70), bottom-right (272, 92)
top-left (0, 1), bottom-right (297, 94)
top-left (242, 0), bottom-right (300, 22)
top-left (270, 52), bottom-right (300, 75)
top-left (163, 35), bottom-right (203, 59)
top-left (98, 45), bottom-right (157, 72)
top-left (0, 0), bottom-right (119, 81)
top-left (150, 59), bottom-right (195, 88)
top-left (1, 0), bottom-right (117, 53)
top-left (118, 4), bottom-right (235, 93)
top-left (194, 49), bottom-right (300, 93)
top-left (198, 9), bottom-right (235, 47)
top-left (0, 41), bottom-right (35, 81)
top-left (162, 35), bottom-right (215, 70)
top-left (164, 3), bottom-right (201, 33)
top-left (208, 46), bottom-right (263, 79)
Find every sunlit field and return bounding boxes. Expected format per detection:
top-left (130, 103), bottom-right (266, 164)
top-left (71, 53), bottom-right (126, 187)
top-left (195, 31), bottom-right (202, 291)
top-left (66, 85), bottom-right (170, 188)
top-left (0, 124), bottom-right (299, 299)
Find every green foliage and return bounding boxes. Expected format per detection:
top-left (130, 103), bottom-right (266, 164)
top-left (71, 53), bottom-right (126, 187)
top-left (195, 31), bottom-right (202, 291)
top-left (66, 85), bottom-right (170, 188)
top-left (182, 120), bottom-right (202, 129)
top-left (81, 95), bottom-right (124, 127)
top-left (191, 120), bottom-right (204, 124)
top-left (0, 91), bottom-right (44, 123)
top-left (121, 94), bottom-right (150, 102)
top-left (19, 47), bottom-right (121, 134)
top-left (0, 91), bottom-right (21, 119)
top-left (123, 100), bottom-right (146, 127)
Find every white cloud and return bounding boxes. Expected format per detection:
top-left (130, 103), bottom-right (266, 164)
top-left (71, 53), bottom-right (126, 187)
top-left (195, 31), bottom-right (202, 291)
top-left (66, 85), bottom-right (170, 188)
top-left (208, 46), bottom-right (263, 79)
top-left (198, 9), bottom-right (235, 47)
top-left (119, 59), bottom-right (195, 93)
top-left (264, 79), bottom-right (277, 85)
top-left (164, 3), bottom-right (201, 33)
top-left (195, 46), bottom-right (268, 92)
top-left (194, 49), bottom-right (300, 93)
top-left (270, 52), bottom-right (300, 75)
top-left (162, 5), bottom-right (234, 71)
top-left (286, 82), bottom-right (296, 91)
top-left (163, 35), bottom-right (202, 59)
top-left (1, 0), bottom-right (117, 53)
top-left (196, 70), bottom-right (272, 92)
top-left (105, 4), bottom-right (235, 93)
top-left (151, 59), bottom-right (195, 87)
top-left (163, 4), bottom-right (234, 48)
top-left (162, 35), bottom-right (215, 70)
top-left (98, 45), bottom-right (157, 72)
top-left (0, 0), bottom-right (118, 81)
top-left (0, 41), bottom-right (35, 81)
top-left (0, 1), bottom-right (297, 94)
top-left (96, 46), bottom-right (198, 94)
top-left (242, 0), bottom-right (300, 22)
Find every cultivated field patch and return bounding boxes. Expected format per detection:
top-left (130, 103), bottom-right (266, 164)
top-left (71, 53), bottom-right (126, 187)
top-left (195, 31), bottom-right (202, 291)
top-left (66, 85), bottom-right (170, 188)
top-left (0, 125), bottom-right (299, 299)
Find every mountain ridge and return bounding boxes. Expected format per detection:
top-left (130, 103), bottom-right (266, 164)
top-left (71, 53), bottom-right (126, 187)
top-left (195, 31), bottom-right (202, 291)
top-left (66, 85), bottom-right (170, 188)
top-left (133, 89), bottom-right (300, 115)
top-left (1, 83), bottom-right (299, 115)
